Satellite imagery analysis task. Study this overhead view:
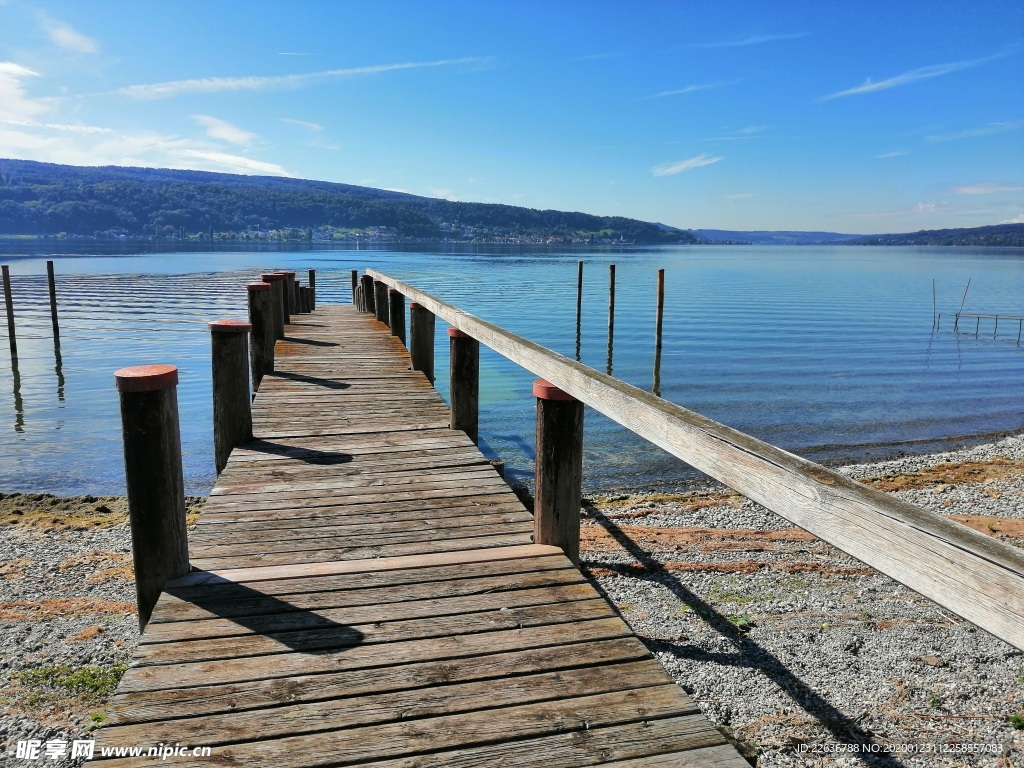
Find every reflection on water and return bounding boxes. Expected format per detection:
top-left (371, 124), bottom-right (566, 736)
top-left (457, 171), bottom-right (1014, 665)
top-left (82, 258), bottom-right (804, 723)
top-left (0, 243), bottom-right (1022, 496)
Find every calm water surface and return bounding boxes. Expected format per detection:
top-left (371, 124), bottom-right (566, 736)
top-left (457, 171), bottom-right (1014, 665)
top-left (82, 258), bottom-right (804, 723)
top-left (0, 244), bottom-right (1021, 495)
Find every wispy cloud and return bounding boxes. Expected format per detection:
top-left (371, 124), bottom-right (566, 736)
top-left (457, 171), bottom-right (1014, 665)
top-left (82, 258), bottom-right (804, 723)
top-left (279, 117), bottom-right (323, 132)
top-left (192, 115), bottom-right (257, 146)
top-left (876, 150), bottom-right (908, 159)
top-left (648, 81), bottom-right (733, 99)
top-left (171, 149), bottom-right (292, 176)
top-left (575, 52), bottom-right (620, 62)
top-left (728, 192), bottom-right (756, 199)
top-left (278, 52), bottom-right (316, 56)
top-left (927, 120), bottom-right (1024, 142)
top-left (0, 119), bottom-right (114, 134)
top-left (950, 182), bottom-right (1024, 195)
top-left (40, 15), bottom-right (100, 54)
top-left (822, 52), bottom-right (1004, 100)
top-left (690, 32), bottom-right (808, 49)
top-left (116, 57), bottom-right (491, 99)
top-left (652, 154), bottom-right (722, 176)
top-left (706, 125), bottom-right (768, 141)
top-left (0, 62), bottom-right (50, 121)
top-left (1001, 213), bottom-right (1024, 224)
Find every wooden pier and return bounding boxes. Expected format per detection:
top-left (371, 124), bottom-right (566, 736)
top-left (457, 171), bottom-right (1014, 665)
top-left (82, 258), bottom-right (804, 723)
top-left (93, 303), bottom-right (746, 766)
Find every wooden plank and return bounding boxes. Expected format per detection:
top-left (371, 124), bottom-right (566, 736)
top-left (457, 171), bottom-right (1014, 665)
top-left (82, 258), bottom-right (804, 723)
top-left (92, 687), bottom-right (709, 767)
top-left (368, 268), bottom-right (1024, 650)
top-left (169, 545), bottom-right (565, 587)
top-left (107, 636), bottom-right (650, 725)
top-left (119, 617), bottom-right (633, 693)
top-left (98, 660), bottom-right (677, 748)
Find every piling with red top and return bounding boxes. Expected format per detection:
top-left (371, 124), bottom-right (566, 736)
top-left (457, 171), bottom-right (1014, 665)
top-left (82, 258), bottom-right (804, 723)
top-left (533, 379), bottom-right (584, 565)
top-left (247, 282), bottom-right (274, 387)
top-left (210, 319), bottom-right (253, 474)
top-left (448, 327), bottom-right (479, 444)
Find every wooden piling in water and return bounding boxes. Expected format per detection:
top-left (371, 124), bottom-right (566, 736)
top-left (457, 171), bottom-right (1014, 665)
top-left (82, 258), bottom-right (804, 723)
top-left (374, 280), bottom-right (389, 324)
top-left (388, 288), bottom-right (406, 345)
top-left (46, 260), bottom-right (59, 340)
top-left (608, 263), bottom-right (616, 337)
top-left (308, 269), bottom-right (316, 311)
top-left (448, 327), bottom-right (479, 444)
top-left (283, 271), bottom-right (297, 318)
top-left (210, 319), bottom-right (253, 475)
top-left (533, 379), bottom-right (584, 566)
top-left (260, 273), bottom-right (286, 340)
top-left (351, 270), bottom-right (358, 305)
top-left (114, 364), bottom-right (189, 629)
top-left (361, 274), bottom-right (376, 314)
top-left (655, 268), bottom-right (665, 351)
top-left (1, 265), bottom-right (15, 358)
top-left (410, 302), bottom-right (435, 383)
top-left (246, 282), bottom-right (274, 388)
top-left (576, 260), bottom-right (583, 327)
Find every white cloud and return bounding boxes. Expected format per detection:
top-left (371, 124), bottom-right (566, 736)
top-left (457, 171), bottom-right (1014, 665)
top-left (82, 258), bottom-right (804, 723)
top-left (649, 82), bottom-right (732, 99)
top-left (192, 114), bottom-right (257, 146)
top-left (1000, 213), bottom-right (1024, 224)
top-left (652, 154), bottom-right (722, 176)
top-left (430, 188), bottom-right (458, 201)
top-left (822, 52), bottom-right (1003, 100)
top-left (876, 151), bottom-right (907, 159)
top-left (279, 117), bottom-right (323, 132)
top-left (116, 57), bottom-right (490, 99)
top-left (0, 62), bottom-right (50, 121)
top-left (690, 32), bottom-right (808, 48)
top-left (950, 182), bottom-right (1024, 195)
top-left (170, 149), bottom-right (292, 176)
top-left (40, 16), bottom-right (100, 54)
top-left (927, 120), bottom-right (1024, 143)
top-left (0, 119), bottom-right (115, 134)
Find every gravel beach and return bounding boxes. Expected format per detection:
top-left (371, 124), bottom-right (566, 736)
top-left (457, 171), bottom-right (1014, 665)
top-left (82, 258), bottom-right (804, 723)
top-left (1, 438), bottom-right (1022, 767)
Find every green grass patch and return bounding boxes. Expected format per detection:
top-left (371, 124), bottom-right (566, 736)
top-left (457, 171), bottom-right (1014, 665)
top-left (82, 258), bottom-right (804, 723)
top-left (17, 663), bottom-right (128, 705)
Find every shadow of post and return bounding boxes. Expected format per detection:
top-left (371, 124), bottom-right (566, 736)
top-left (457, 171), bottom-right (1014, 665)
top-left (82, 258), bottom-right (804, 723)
top-left (584, 505), bottom-right (910, 768)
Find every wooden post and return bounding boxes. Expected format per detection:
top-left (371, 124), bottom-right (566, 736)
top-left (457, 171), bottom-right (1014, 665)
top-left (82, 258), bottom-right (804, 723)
top-left (576, 260), bottom-right (583, 328)
top-left (448, 327), bottom-right (479, 444)
top-left (608, 263), bottom-right (616, 337)
top-left (355, 283), bottom-right (365, 312)
top-left (410, 302), bottom-right (435, 383)
top-left (273, 271), bottom-right (291, 326)
top-left (533, 380), bottom-right (584, 565)
top-left (304, 286), bottom-right (312, 314)
top-left (361, 274), bottom-right (376, 314)
top-left (655, 268), bottom-right (665, 351)
top-left (210, 319), bottom-right (253, 475)
top-left (308, 269), bottom-right (316, 311)
top-left (388, 289), bottom-right (406, 345)
top-left (246, 282), bottom-right (274, 388)
top-left (260, 273), bottom-right (286, 339)
top-left (114, 364), bottom-right (189, 629)
top-left (1, 265), bottom-right (15, 358)
top-left (374, 280), bottom-right (389, 324)
top-left (46, 260), bottom-right (59, 340)
top-left (351, 270), bottom-right (358, 305)
top-left (282, 271), bottom-right (297, 317)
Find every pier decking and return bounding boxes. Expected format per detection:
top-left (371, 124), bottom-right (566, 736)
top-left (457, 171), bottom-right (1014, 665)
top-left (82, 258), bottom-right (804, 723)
top-left (92, 305), bottom-right (745, 766)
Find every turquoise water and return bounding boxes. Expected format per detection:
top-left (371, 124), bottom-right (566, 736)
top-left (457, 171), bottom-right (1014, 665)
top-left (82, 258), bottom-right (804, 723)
top-left (0, 244), bottom-right (1021, 495)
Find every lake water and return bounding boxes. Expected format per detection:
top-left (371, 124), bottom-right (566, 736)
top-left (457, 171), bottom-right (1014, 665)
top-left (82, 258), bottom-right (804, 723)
top-left (0, 244), bottom-right (1021, 496)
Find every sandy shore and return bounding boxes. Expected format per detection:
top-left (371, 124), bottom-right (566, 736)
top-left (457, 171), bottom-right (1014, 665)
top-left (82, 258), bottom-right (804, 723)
top-left (0, 439), bottom-right (1022, 766)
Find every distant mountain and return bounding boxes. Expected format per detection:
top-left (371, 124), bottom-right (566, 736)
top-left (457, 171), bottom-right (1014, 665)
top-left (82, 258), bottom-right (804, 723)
top-left (690, 229), bottom-right (862, 245)
top-left (0, 159), bottom-right (696, 245)
top-left (840, 224), bottom-right (1024, 247)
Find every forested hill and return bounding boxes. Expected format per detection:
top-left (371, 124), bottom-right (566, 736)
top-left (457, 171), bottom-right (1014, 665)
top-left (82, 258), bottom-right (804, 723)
top-left (0, 159), bottom-right (695, 244)
top-left (842, 224), bottom-right (1024, 247)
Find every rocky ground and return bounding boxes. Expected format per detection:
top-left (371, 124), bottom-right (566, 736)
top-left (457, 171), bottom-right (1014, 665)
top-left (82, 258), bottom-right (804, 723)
top-left (581, 435), bottom-right (1024, 767)
top-left (0, 438), bottom-right (1022, 767)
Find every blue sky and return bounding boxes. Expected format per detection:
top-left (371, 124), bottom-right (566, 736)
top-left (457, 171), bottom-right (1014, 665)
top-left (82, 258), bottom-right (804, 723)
top-left (0, 0), bottom-right (1021, 233)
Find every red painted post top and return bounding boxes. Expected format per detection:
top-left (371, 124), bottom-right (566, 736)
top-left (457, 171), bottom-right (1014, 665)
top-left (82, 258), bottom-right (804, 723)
top-left (280, 271), bottom-right (296, 278)
top-left (260, 273), bottom-right (285, 281)
top-left (209, 319), bottom-right (252, 333)
top-left (410, 302), bottom-right (423, 309)
top-left (247, 282), bottom-right (271, 292)
top-left (373, 279), bottom-right (383, 285)
top-left (447, 327), bottom-right (472, 338)
top-left (533, 379), bottom-right (577, 401)
top-left (388, 288), bottom-right (401, 295)
top-left (115, 364), bottom-right (178, 393)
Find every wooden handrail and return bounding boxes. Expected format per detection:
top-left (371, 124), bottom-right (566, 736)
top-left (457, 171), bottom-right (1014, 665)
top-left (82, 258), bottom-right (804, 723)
top-left (367, 268), bottom-right (1024, 651)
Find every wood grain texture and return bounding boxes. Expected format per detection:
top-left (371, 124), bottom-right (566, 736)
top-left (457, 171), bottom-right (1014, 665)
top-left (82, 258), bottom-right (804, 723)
top-left (89, 303), bottom-right (741, 767)
top-left (368, 268), bottom-right (1024, 650)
